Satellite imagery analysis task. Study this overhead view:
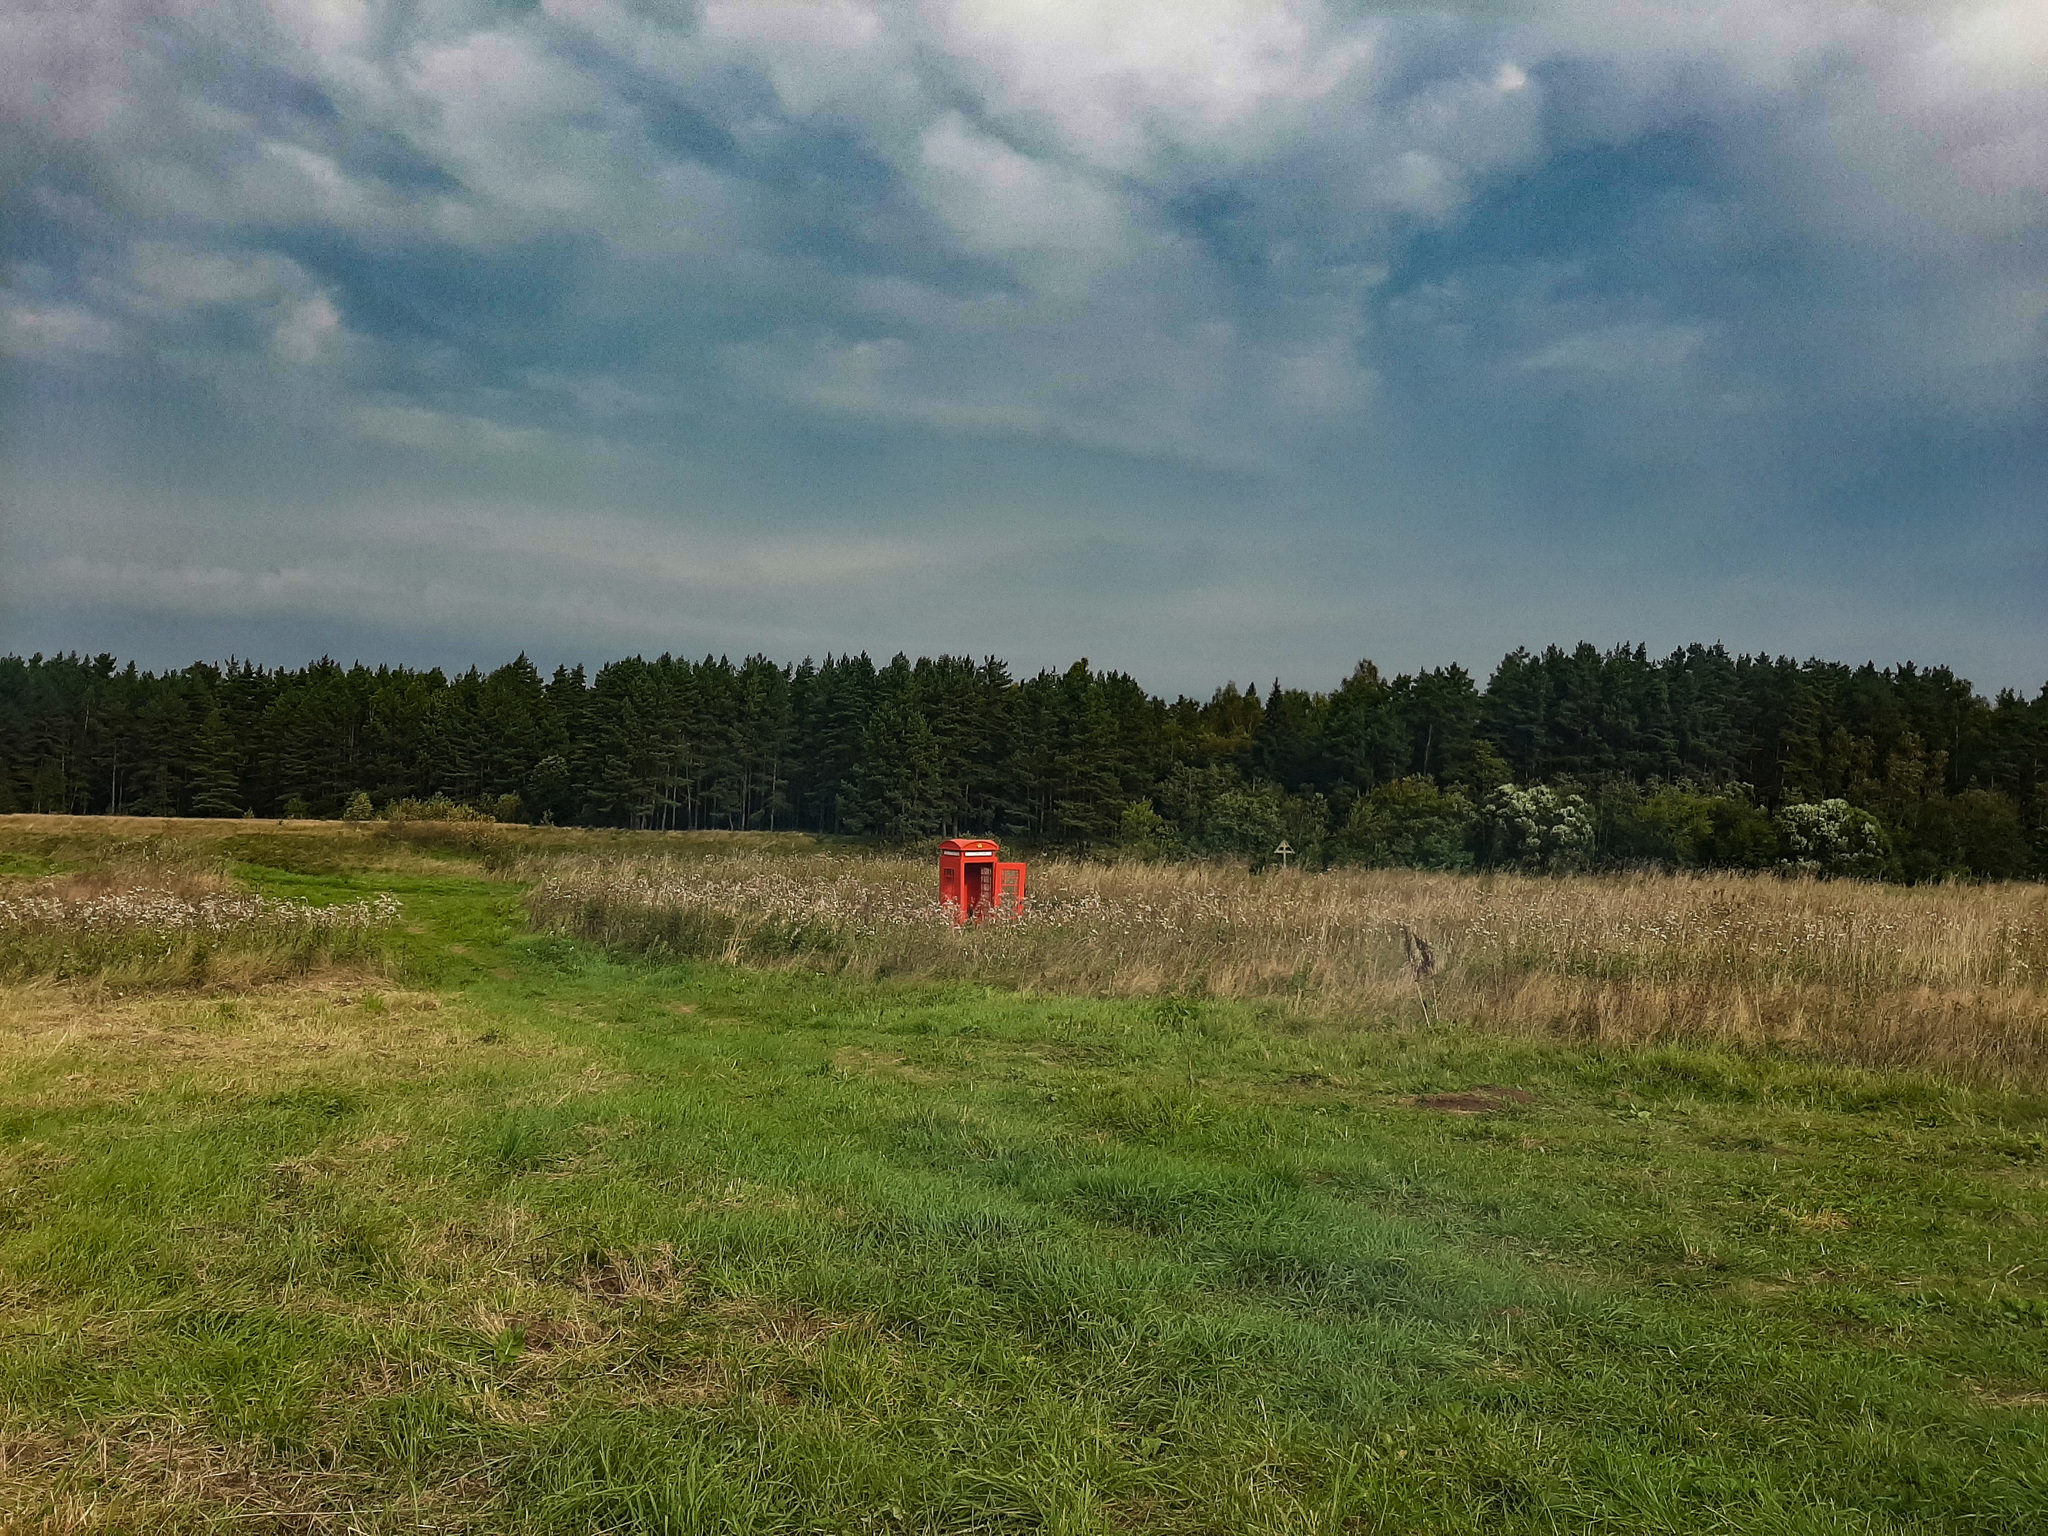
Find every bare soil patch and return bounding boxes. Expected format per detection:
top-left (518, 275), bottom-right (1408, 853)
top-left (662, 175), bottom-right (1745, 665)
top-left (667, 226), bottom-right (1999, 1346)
top-left (1413, 1085), bottom-right (1536, 1114)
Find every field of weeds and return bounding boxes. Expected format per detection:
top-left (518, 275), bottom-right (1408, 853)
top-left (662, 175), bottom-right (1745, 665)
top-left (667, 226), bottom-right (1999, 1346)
top-left (0, 829), bottom-right (403, 988)
top-left (0, 817), bottom-right (2043, 1534)
top-left (526, 846), bottom-right (2048, 1083)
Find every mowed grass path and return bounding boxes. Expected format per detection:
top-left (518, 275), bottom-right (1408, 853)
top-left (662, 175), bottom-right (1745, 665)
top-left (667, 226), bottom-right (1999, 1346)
top-left (0, 831), bottom-right (2044, 1533)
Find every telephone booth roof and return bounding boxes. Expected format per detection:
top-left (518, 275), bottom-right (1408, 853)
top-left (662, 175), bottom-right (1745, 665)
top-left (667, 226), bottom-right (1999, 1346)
top-left (939, 838), bottom-right (1000, 855)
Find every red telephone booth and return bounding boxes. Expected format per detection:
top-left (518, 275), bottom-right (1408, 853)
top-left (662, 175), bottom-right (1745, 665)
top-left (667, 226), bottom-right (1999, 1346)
top-left (938, 837), bottom-right (1026, 924)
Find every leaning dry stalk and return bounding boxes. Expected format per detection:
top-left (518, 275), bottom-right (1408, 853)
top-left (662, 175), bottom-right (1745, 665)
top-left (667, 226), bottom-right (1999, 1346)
top-left (1401, 923), bottom-right (1438, 1025)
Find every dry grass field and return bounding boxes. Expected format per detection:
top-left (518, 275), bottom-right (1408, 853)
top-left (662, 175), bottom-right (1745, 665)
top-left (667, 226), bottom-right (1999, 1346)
top-left (0, 822), bottom-right (402, 990)
top-left (528, 847), bottom-right (2048, 1083)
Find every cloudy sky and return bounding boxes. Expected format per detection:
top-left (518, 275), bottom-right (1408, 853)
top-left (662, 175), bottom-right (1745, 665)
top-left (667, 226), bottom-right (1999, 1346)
top-left (3, 0), bottom-right (2043, 695)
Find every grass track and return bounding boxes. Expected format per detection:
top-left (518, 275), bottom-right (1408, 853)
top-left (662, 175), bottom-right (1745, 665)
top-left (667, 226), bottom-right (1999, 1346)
top-left (0, 825), bottom-right (2044, 1532)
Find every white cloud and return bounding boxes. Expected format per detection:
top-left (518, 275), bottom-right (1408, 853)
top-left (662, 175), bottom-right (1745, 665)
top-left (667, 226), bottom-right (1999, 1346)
top-left (914, 112), bottom-right (1134, 268)
top-left (1518, 321), bottom-right (1711, 378)
top-left (520, 369), bottom-right (682, 419)
top-left (699, 0), bottom-right (909, 119)
top-left (1, 300), bottom-right (124, 359)
top-left (930, 0), bottom-right (1381, 171)
top-left (39, 556), bottom-right (374, 614)
top-left (1271, 337), bottom-right (1374, 416)
top-left (720, 303), bottom-right (1374, 471)
top-left (128, 243), bottom-right (310, 308)
top-left (721, 330), bottom-right (1056, 437)
top-left (352, 501), bottom-right (954, 593)
top-left (0, 0), bottom-right (160, 141)
top-left (13, 498), bottom-right (991, 660)
top-left (348, 403), bottom-right (561, 455)
top-left (271, 294), bottom-right (343, 364)
top-left (263, 0), bottom-right (374, 59)
top-left (109, 241), bottom-right (356, 371)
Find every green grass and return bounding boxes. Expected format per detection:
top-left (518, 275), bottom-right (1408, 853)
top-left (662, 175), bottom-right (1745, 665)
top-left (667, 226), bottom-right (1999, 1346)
top-left (0, 827), bottom-right (2043, 1532)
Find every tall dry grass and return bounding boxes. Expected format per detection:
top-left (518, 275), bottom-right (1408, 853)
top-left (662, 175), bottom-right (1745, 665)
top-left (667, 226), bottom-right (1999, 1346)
top-left (526, 847), bottom-right (2048, 1081)
top-left (0, 836), bottom-right (401, 987)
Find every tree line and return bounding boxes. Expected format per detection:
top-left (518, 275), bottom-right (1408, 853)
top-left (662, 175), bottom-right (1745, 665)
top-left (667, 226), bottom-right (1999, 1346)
top-left (2, 643), bottom-right (2042, 880)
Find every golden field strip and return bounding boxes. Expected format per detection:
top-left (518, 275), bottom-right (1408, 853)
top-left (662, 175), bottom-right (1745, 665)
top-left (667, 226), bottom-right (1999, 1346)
top-left (527, 845), bottom-right (2048, 1084)
top-left (5, 813), bottom-right (2046, 1080)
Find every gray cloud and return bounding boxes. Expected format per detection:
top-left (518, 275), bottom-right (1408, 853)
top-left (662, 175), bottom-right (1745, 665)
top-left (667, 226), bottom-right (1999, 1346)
top-left (3, 0), bottom-right (2043, 692)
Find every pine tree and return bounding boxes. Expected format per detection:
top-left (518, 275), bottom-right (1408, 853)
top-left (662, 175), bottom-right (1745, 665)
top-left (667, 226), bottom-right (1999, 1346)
top-left (842, 695), bottom-right (943, 839)
top-left (188, 707), bottom-right (242, 817)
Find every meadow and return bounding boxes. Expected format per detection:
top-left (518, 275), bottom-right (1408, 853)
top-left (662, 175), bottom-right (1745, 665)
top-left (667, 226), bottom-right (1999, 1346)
top-left (0, 817), bottom-right (2043, 1534)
